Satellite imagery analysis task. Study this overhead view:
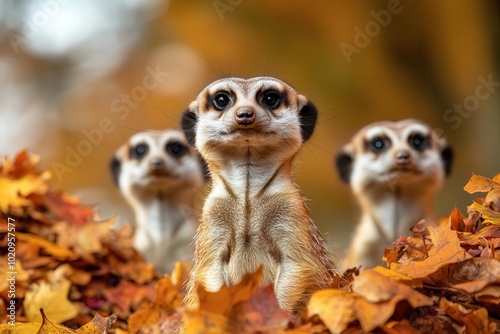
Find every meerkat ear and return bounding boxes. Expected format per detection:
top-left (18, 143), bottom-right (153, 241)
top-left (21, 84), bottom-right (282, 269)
top-left (298, 99), bottom-right (318, 142)
top-left (335, 149), bottom-right (354, 183)
top-left (440, 145), bottom-right (453, 176)
top-left (110, 156), bottom-right (121, 186)
top-left (181, 108), bottom-right (197, 146)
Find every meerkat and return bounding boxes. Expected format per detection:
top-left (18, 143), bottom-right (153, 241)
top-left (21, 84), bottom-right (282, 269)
top-left (335, 119), bottom-right (453, 270)
top-left (181, 76), bottom-right (338, 314)
top-left (110, 130), bottom-right (207, 273)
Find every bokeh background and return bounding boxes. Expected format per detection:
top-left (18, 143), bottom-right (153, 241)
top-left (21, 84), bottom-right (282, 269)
top-left (1, 0), bottom-right (499, 259)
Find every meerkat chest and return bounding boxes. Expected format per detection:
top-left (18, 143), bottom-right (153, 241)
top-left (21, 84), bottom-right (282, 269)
top-left (203, 188), bottom-right (300, 283)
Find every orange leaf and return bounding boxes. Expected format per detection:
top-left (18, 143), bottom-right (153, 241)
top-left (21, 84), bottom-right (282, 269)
top-left (392, 224), bottom-right (471, 279)
top-left (307, 289), bottom-right (356, 334)
top-left (43, 191), bottom-right (94, 227)
top-left (464, 173), bottom-right (500, 194)
top-left (17, 233), bottom-right (75, 260)
top-left (128, 276), bottom-right (184, 334)
top-left (183, 267), bottom-right (263, 333)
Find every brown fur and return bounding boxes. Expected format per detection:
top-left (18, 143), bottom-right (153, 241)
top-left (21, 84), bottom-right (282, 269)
top-left (182, 77), bottom-right (337, 314)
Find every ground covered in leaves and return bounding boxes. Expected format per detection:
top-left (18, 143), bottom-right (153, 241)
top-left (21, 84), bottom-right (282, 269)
top-left (1, 150), bottom-right (500, 333)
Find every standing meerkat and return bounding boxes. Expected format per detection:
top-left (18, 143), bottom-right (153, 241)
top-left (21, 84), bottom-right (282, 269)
top-left (335, 119), bottom-right (453, 270)
top-left (181, 76), bottom-right (338, 314)
top-left (110, 130), bottom-right (207, 273)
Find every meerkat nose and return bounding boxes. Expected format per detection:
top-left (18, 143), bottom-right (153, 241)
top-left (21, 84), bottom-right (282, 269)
top-left (395, 150), bottom-right (411, 165)
top-left (149, 158), bottom-right (165, 171)
top-left (234, 108), bottom-right (256, 126)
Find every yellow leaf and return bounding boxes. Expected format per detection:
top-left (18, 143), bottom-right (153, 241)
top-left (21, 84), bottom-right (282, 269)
top-left (24, 270), bottom-right (78, 324)
top-left (464, 173), bottom-right (499, 194)
top-left (468, 200), bottom-right (500, 226)
top-left (307, 289), bottom-right (356, 334)
top-left (0, 171), bottom-right (50, 213)
top-left (17, 233), bottom-right (75, 260)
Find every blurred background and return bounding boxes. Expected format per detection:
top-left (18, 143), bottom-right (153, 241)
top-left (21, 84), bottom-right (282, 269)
top-left (0, 0), bottom-right (499, 259)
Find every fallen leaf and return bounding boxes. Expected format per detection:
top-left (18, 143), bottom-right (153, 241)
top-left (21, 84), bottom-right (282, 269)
top-left (468, 201), bottom-right (500, 226)
top-left (464, 173), bottom-right (499, 194)
top-left (391, 224), bottom-right (471, 279)
top-left (0, 172), bottom-right (50, 213)
top-left (17, 233), bottom-right (75, 260)
top-left (183, 267), bottom-right (263, 333)
top-left (24, 269), bottom-right (78, 324)
top-left (43, 191), bottom-right (94, 227)
top-left (439, 298), bottom-right (496, 334)
top-left (76, 313), bottom-right (118, 334)
top-left (128, 275), bottom-right (183, 334)
top-left (307, 289), bottom-right (356, 334)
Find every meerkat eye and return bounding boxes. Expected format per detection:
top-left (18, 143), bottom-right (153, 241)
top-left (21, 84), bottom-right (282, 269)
top-left (261, 90), bottom-right (281, 109)
top-left (367, 136), bottom-right (390, 153)
top-left (409, 133), bottom-right (430, 151)
top-left (167, 142), bottom-right (188, 157)
top-left (131, 143), bottom-right (148, 159)
top-left (212, 92), bottom-right (232, 111)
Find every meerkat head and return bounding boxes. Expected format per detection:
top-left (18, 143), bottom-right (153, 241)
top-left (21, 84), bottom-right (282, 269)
top-left (181, 76), bottom-right (317, 162)
top-left (335, 119), bottom-right (453, 195)
top-left (110, 130), bottom-right (207, 201)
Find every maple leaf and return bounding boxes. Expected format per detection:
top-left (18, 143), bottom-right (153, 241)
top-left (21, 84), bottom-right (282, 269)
top-left (0, 171), bottom-right (50, 213)
top-left (23, 266), bottom-right (78, 324)
top-left (43, 191), bottom-right (94, 227)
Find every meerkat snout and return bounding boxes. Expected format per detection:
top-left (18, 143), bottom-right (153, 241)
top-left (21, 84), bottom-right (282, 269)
top-left (335, 119), bottom-right (453, 270)
top-left (110, 130), bottom-right (207, 273)
top-left (181, 76), bottom-right (336, 314)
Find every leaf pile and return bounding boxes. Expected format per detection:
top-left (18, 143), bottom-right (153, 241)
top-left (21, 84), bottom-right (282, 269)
top-left (1, 150), bottom-right (500, 333)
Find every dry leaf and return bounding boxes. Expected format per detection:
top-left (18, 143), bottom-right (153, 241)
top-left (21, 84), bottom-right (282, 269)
top-left (464, 173), bottom-right (499, 194)
top-left (307, 289), bottom-right (355, 334)
top-left (17, 233), bottom-right (75, 260)
top-left (76, 313), bottom-right (118, 334)
top-left (43, 191), bottom-right (94, 227)
top-left (24, 270), bottom-right (78, 324)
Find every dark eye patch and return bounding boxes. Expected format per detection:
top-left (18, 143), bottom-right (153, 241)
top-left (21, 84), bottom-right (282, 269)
top-left (260, 90), bottom-right (282, 109)
top-left (130, 143), bottom-right (148, 160)
top-left (366, 136), bottom-right (391, 154)
top-left (212, 91), bottom-right (233, 111)
top-left (408, 133), bottom-right (431, 151)
top-left (166, 141), bottom-right (188, 157)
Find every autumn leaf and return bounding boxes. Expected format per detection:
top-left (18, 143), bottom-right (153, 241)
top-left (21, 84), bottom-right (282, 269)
top-left (439, 298), bottom-right (496, 334)
top-left (43, 191), bottom-right (94, 227)
top-left (183, 267), bottom-right (263, 333)
top-left (0, 171), bottom-right (50, 213)
top-left (24, 267), bottom-right (78, 324)
top-left (307, 289), bottom-right (355, 334)
top-left (128, 275), bottom-right (183, 334)
top-left (468, 200), bottom-right (500, 226)
top-left (464, 173), bottom-right (500, 194)
top-left (17, 233), bottom-right (75, 260)
top-left (391, 224), bottom-right (471, 279)
top-left (76, 313), bottom-right (118, 334)
top-left (52, 217), bottom-right (115, 256)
